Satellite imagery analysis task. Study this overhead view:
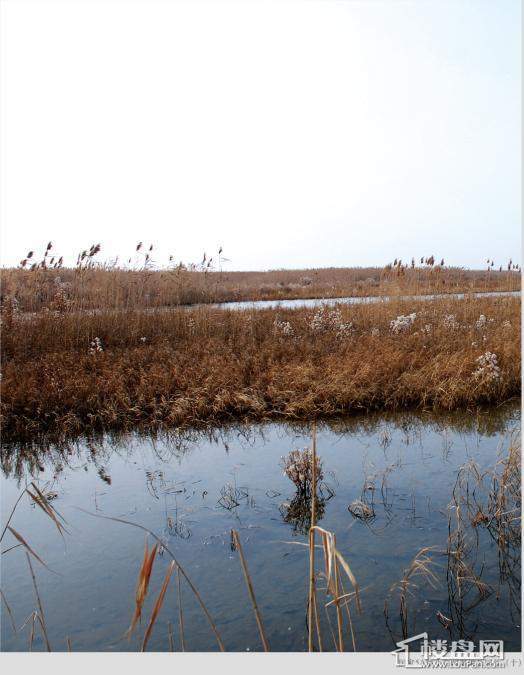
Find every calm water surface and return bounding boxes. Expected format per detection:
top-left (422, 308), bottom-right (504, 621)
top-left (1, 404), bottom-right (520, 652)
top-left (213, 290), bottom-right (520, 311)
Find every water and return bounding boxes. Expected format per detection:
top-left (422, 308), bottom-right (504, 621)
top-left (1, 404), bottom-right (520, 652)
top-left (212, 290), bottom-right (520, 311)
top-left (18, 290), bottom-right (519, 321)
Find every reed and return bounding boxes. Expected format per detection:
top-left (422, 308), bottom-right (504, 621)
top-left (231, 529), bottom-right (270, 652)
top-left (77, 510), bottom-right (226, 651)
top-left (2, 434), bottom-right (518, 652)
top-left (384, 547), bottom-right (439, 641)
top-left (0, 244), bottom-right (520, 651)
top-left (126, 539), bottom-right (159, 639)
top-left (141, 560), bottom-right (176, 652)
top-left (3, 243), bottom-right (520, 313)
top-left (445, 434), bottom-right (521, 636)
top-left (176, 567), bottom-right (186, 651)
top-left (25, 552), bottom-right (51, 652)
top-left (306, 423), bottom-right (362, 652)
top-left (1, 292), bottom-right (519, 443)
top-left (0, 588), bottom-right (17, 634)
top-left (308, 423), bottom-right (317, 652)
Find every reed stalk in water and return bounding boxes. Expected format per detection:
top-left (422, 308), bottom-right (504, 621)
top-left (231, 529), bottom-right (270, 652)
top-left (308, 422), bottom-right (318, 652)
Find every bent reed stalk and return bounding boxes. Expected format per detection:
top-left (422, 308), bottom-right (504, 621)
top-left (231, 529), bottom-right (270, 652)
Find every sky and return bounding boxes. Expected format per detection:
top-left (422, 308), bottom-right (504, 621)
top-left (1, 0), bottom-right (521, 271)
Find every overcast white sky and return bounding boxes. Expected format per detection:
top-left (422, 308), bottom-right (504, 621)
top-left (1, 0), bottom-right (521, 271)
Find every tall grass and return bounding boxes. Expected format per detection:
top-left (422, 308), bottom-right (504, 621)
top-left (1, 245), bottom-right (520, 441)
top-left (2, 242), bottom-right (521, 312)
top-left (1, 290), bottom-right (519, 442)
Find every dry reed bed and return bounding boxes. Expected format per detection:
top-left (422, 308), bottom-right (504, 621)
top-left (2, 262), bottom-right (520, 312)
top-left (1, 294), bottom-right (519, 442)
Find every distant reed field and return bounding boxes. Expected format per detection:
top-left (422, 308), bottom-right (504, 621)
top-left (2, 242), bottom-right (521, 311)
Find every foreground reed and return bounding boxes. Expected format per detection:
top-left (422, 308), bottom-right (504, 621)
top-left (0, 425), bottom-right (361, 652)
top-left (1, 432), bottom-right (519, 652)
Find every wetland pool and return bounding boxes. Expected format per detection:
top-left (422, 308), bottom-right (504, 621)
top-left (1, 403), bottom-right (520, 652)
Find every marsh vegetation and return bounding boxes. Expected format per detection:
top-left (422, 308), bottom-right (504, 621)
top-left (1, 248), bottom-right (520, 441)
top-left (0, 245), bottom-right (520, 653)
top-left (4, 244), bottom-right (520, 311)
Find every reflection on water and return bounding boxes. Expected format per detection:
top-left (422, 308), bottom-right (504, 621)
top-left (1, 403), bottom-right (520, 652)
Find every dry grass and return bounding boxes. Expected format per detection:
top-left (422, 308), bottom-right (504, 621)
top-left (231, 529), bottom-right (270, 652)
top-left (141, 560), bottom-right (176, 652)
top-left (281, 447), bottom-right (323, 496)
top-left (384, 547), bottom-right (439, 641)
top-left (2, 242), bottom-right (520, 313)
top-left (1, 246), bottom-right (520, 441)
top-left (126, 539), bottom-right (159, 640)
top-left (1, 286), bottom-right (519, 442)
top-left (305, 424), bottom-right (362, 653)
top-left (445, 433), bottom-right (521, 637)
top-left (1, 485), bottom-right (66, 650)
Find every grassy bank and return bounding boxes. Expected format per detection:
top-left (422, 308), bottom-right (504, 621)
top-left (1, 292), bottom-right (519, 443)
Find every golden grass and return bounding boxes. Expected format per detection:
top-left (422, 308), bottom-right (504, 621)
top-left (126, 539), bottom-right (159, 640)
top-left (1, 289), bottom-right (519, 442)
top-left (80, 510), bottom-right (226, 651)
top-left (2, 243), bottom-right (521, 312)
top-left (141, 560), bottom-right (176, 652)
top-left (1, 246), bottom-right (520, 441)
